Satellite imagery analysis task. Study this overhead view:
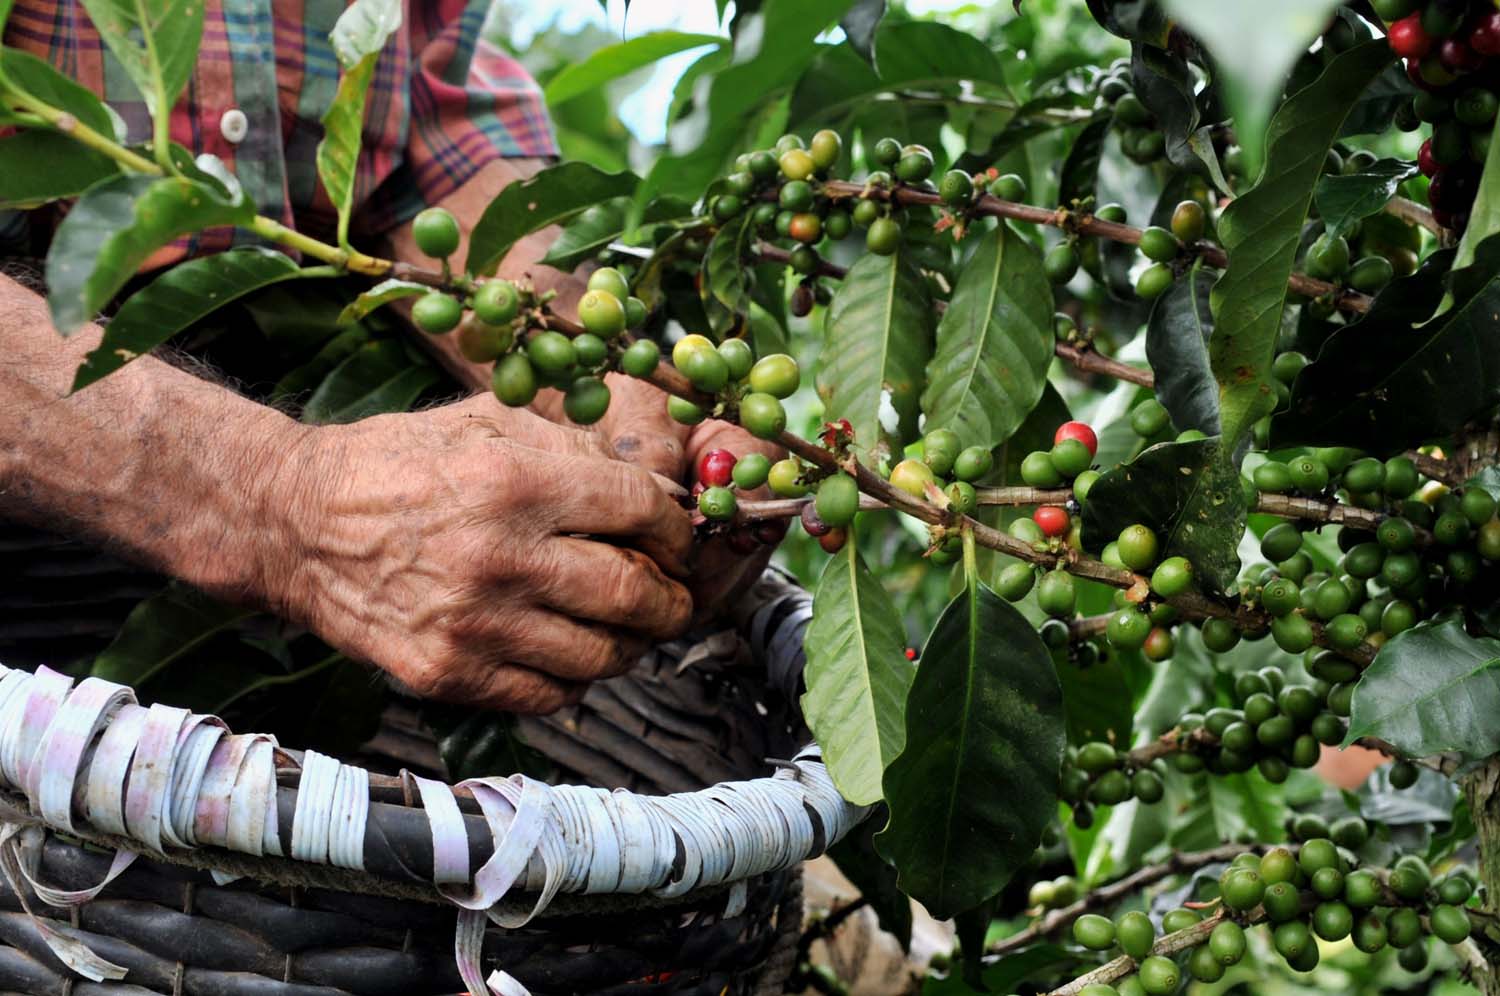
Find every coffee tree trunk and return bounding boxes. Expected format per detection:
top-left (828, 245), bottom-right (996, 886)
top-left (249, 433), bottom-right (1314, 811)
top-left (1466, 759), bottom-right (1500, 993)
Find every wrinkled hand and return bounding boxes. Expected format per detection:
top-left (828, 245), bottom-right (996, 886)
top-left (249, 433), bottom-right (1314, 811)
top-left (589, 375), bottom-right (787, 617)
top-left (271, 395), bottom-right (694, 713)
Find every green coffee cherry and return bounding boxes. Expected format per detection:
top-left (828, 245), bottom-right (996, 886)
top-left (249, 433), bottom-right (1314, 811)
top-left (1138, 226), bottom-right (1180, 262)
top-left (1073, 913), bottom-right (1116, 950)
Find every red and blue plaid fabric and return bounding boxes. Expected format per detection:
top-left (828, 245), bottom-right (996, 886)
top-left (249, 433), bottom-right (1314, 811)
top-left (4, 0), bottom-right (557, 256)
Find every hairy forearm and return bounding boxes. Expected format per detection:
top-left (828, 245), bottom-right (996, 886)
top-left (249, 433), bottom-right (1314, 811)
top-left (0, 274), bottom-right (310, 606)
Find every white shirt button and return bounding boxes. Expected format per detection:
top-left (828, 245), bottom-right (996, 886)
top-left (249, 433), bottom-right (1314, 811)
top-left (219, 108), bottom-right (248, 144)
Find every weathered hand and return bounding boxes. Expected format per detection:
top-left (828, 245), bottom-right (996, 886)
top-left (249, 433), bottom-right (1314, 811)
top-left (270, 395), bottom-right (694, 713)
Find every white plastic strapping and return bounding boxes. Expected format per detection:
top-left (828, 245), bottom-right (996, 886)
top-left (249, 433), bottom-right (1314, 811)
top-left (0, 662), bottom-right (869, 994)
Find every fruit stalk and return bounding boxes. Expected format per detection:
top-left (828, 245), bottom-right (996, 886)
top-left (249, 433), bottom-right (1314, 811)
top-left (988, 844), bottom-right (1262, 956)
top-left (814, 180), bottom-right (1374, 315)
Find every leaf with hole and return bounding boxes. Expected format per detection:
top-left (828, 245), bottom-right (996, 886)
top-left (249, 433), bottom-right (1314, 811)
top-left (72, 248), bottom-right (310, 391)
top-left (46, 174), bottom-right (256, 334)
top-left (920, 224), bottom-right (1053, 453)
top-left (1080, 437), bottom-right (1245, 593)
top-left (819, 250), bottom-right (934, 463)
top-left (877, 579), bottom-right (1064, 918)
top-left (1344, 617), bottom-right (1500, 763)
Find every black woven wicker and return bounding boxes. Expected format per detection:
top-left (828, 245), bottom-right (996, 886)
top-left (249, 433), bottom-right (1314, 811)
top-left (0, 572), bottom-right (823, 996)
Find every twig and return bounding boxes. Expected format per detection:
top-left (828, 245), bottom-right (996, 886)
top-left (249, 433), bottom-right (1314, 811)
top-left (797, 897), bottom-right (870, 962)
top-left (1406, 449), bottom-right (1460, 486)
top-left (1384, 196), bottom-right (1442, 237)
top-left (989, 844), bottom-right (1257, 956)
top-left (815, 181), bottom-right (1373, 316)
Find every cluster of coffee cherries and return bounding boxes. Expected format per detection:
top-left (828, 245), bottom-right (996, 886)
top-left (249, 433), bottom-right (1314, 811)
top-left (1059, 840), bottom-right (1476, 995)
top-left (405, 205), bottom-right (658, 426)
top-left (706, 128), bottom-right (917, 296)
top-left (1057, 739), bottom-right (1167, 830)
top-left (690, 448), bottom-right (772, 525)
top-left (1377, 0), bottom-right (1500, 231)
top-left (1094, 57), bottom-right (1170, 167)
top-left (661, 333), bottom-right (800, 439)
top-left (1244, 449), bottom-right (1500, 646)
top-left (1175, 665), bottom-right (1350, 781)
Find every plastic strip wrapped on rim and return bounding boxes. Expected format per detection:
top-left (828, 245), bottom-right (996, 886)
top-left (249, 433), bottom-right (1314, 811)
top-left (0, 658), bottom-right (869, 994)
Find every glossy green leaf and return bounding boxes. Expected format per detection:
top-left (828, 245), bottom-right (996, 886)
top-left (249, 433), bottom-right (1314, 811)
top-left (872, 18), bottom-right (1007, 89)
top-left (302, 338), bottom-right (442, 424)
top-left (877, 580), bottom-right (1064, 918)
top-left (1208, 41), bottom-right (1392, 449)
top-left (1272, 241), bottom-right (1500, 454)
top-left (819, 250), bottom-right (934, 462)
top-left (91, 583), bottom-right (254, 687)
top-left (314, 0), bottom-right (401, 248)
top-left (77, 0), bottom-right (204, 128)
top-left (1345, 617), bottom-right (1500, 763)
top-left (467, 162), bottom-right (639, 276)
top-left (802, 537), bottom-right (916, 806)
top-left (544, 32), bottom-right (725, 106)
top-left (0, 49), bottom-right (117, 134)
top-left (1145, 267), bottom-right (1218, 435)
top-left (336, 278), bottom-right (429, 326)
top-left (1314, 158), bottom-right (1418, 239)
top-left (1080, 437), bottom-right (1245, 593)
top-left (641, 0), bottom-right (857, 207)
top-left (920, 225), bottom-right (1052, 453)
top-left (46, 173), bottom-right (255, 334)
top-left (270, 326), bottom-right (372, 404)
top-left (0, 131), bottom-right (119, 208)
top-left (72, 248), bottom-right (307, 391)
top-left (1130, 43), bottom-right (1229, 191)
top-left (1158, 0), bottom-right (1343, 172)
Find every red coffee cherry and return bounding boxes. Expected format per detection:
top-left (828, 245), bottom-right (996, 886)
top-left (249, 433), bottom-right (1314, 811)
top-left (1053, 420), bottom-right (1099, 456)
top-left (1034, 506), bottom-right (1071, 538)
top-left (697, 449), bottom-right (738, 487)
top-left (1388, 14), bottom-right (1432, 59)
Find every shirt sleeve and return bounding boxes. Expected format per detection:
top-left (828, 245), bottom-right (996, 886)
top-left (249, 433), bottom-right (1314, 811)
top-left (360, 0), bottom-right (558, 235)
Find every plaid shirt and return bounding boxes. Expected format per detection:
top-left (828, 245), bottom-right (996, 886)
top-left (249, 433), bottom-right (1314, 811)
top-left (4, 0), bottom-right (557, 254)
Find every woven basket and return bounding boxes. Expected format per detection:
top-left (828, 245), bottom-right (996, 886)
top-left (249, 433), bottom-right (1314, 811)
top-left (0, 570), bottom-right (861, 996)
